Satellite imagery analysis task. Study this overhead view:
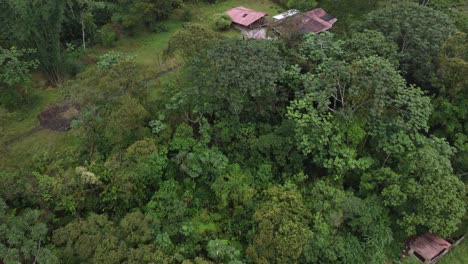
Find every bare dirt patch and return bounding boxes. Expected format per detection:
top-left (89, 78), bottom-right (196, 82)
top-left (38, 104), bottom-right (80, 131)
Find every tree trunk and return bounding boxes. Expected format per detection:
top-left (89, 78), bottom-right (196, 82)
top-left (81, 18), bottom-right (86, 50)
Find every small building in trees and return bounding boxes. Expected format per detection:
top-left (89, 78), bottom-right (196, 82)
top-left (226, 6), bottom-right (268, 29)
top-left (406, 233), bottom-right (452, 263)
top-left (270, 8), bottom-right (337, 36)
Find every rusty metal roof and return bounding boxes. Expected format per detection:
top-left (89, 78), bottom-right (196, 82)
top-left (271, 8), bottom-right (337, 35)
top-left (409, 233), bottom-right (451, 261)
top-left (226, 6), bottom-right (267, 27)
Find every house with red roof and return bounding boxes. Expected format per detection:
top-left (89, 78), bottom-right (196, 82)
top-left (226, 6), bottom-right (267, 29)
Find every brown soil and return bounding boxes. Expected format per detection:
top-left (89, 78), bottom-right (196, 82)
top-left (38, 104), bottom-right (80, 131)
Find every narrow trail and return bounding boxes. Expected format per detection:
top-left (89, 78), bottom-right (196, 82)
top-left (2, 125), bottom-right (44, 148)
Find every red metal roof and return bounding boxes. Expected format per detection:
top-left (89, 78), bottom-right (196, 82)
top-left (409, 233), bottom-right (451, 261)
top-left (298, 8), bottom-right (337, 33)
top-left (227, 6), bottom-right (267, 27)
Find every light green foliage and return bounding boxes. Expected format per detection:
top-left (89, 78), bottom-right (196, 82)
top-left (36, 165), bottom-right (102, 214)
top-left (171, 123), bottom-right (228, 180)
top-left (298, 32), bottom-right (344, 66)
top-left (247, 186), bottom-right (312, 263)
top-left (289, 56), bottom-right (430, 176)
top-left (213, 13), bottom-right (232, 31)
top-left (146, 179), bottom-right (187, 236)
top-left (288, 97), bottom-right (373, 176)
top-left (0, 199), bottom-right (58, 264)
top-left (207, 239), bottom-right (241, 263)
top-left (211, 164), bottom-right (256, 209)
top-left (0, 47), bottom-right (38, 106)
top-left (362, 2), bottom-right (457, 86)
top-left (97, 52), bottom-right (135, 69)
top-left (186, 39), bottom-right (285, 117)
top-left (0, 47), bottom-right (38, 87)
top-left (362, 141), bottom-right (465, 237)
top-left (289, 56), bottom-right (433, 170)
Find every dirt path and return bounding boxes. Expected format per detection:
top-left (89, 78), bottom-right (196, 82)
top-left (2, 125), bottom-right (44, 148)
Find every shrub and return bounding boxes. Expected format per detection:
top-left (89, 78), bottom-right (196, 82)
top-left (63, 44), bottom-right (86, 77)
top-left (175, 5), bottom-right (194, 22)
top-left (98, 24), bottom-right (117, 48)
top-left (287, 0), bottom-right (318, 11)
top-left (96, 52), bottom-right (134, 69)
top-left (151, 23), bottom-right (169, 33)
top-left (213, 13), bottom-right (231, 31)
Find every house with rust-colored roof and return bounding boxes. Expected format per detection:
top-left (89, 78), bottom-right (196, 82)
top-left (407, 233), bottom-right (452, 263)
top-left (270, 8), bottom-right (337, 36)
top-left (226, 6), bottom-right (267, 29)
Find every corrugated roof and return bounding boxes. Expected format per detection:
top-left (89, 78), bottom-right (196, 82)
top-left (409, 233), bottom-right (451, 261)
top-left (271, 8), bottom-right (337, 35)
top-left (227, 6), bottom-right (267, 27)
top-left (273, 9), bottom-right (300, 21)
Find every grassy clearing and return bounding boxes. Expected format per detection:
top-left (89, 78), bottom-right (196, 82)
top-left (1, 88), bottom-right (62, 146)
top-left (0, 129), bottom-right (81, 168)
top-left (440, 239), bottom-right (468, 264)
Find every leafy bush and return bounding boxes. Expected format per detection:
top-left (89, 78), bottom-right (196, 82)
top-left (151, 23), bottom-right (169, 33)
top-left (63, 44), bottom-right (86, 77)
top-left (175, 5), bottom-right (194, 22)
top-left (97, 24), bottom-right (117, 48)
top-left (96, 52), bottom-right (134, 69)
top-left (213, 13), bottom-right (231, 31)
top-left (287, 0), bottom-right (318, 10)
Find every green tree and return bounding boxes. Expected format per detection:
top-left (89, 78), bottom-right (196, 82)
top-left (0, 199), bottom-right (58, 264)
top-left (117, 0), bottom-right (179, 31)
top-left (361, 141), bottom-right (466, 237)
top-left (246, 186), bottom-right (312, 263)
top-left (303, 181), bottom-right (393, 264)
top-left (343, 30), bottom-right (399, 67)
top-left (53, 211), bottom-right (171, 263)
top-left (206, 239), bottom-right (241, 263)
top-left (0, 47), bottom-right (38, 106)
top-left (185, 39), bottom-right (285, 118)
top-left (167, 24), bottom-right (223, 58)
top-left (213, 13), bottom-right (231, 31)
top-left (1, 0), bottom-right (65, 84)
top-left (362, 2), bottom-right (457, 86)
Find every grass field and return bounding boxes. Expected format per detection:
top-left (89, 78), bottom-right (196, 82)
top-left (440, 239), bottom-right (468, 264)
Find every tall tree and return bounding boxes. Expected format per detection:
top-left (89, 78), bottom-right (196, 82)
top-left (1, 0), bottom-right (65, 84)
top-left (184, 39), bottom-right (285, 119)
top-left (361, 2), bottom-right (457, 87)
top-left (246, 186), bottom-right (312, 263)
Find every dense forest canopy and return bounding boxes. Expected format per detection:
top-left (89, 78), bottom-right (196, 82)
top-left (0, 0), bottom-right (467, 263)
